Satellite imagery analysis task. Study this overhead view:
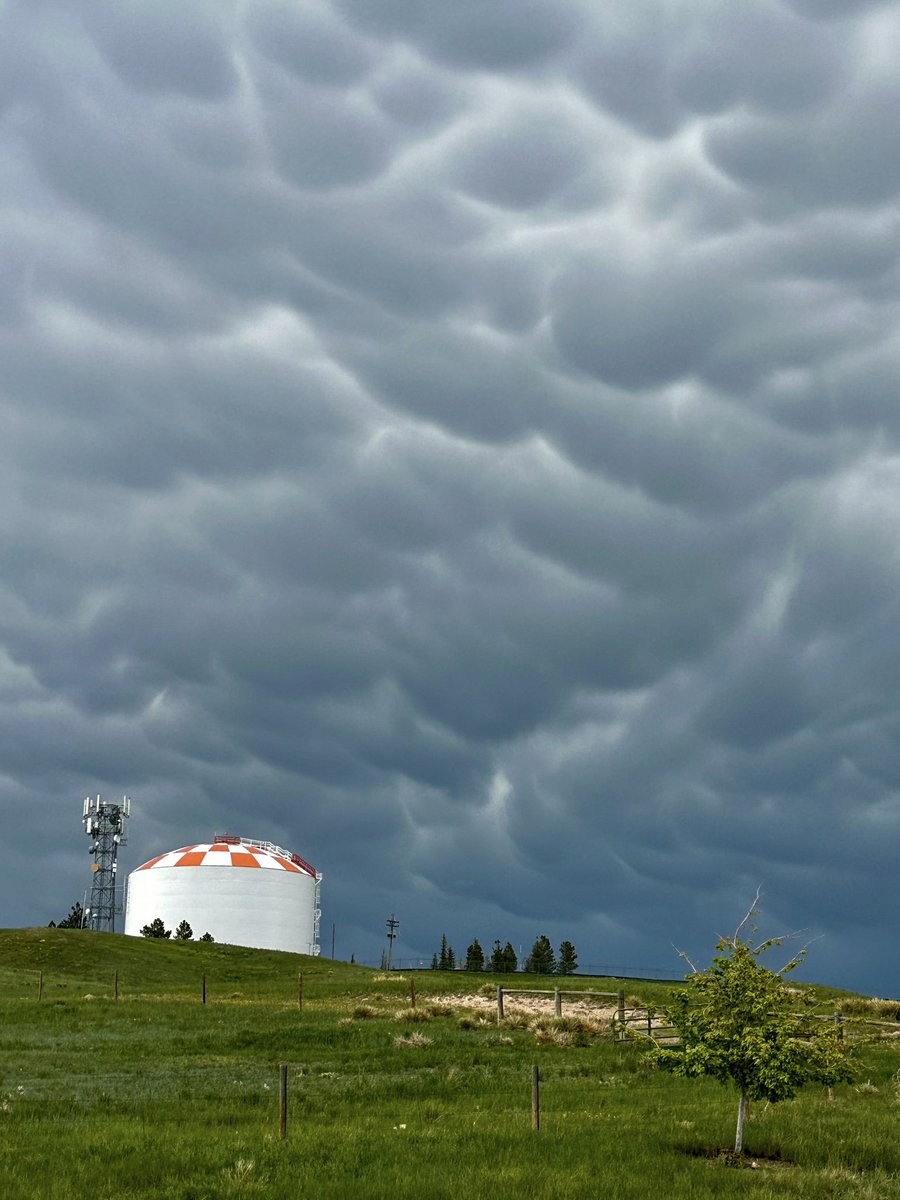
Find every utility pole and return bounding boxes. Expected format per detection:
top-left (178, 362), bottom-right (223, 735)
top-left (385, 913), bottom-right (399, 970)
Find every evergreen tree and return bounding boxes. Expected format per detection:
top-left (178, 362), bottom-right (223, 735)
top-left (174, 920), bottom-right (193, 941)
top-left (501, 942), bottom-right (518, 973)
top-left (140, 917), bottom-right (171, 939)
top-left (465, 938), bottom-right (485, 971)
top-left (489, 939), bottom-right (505, 972)
top-left (56, 902), bottom-right (85, 929)
top-left (430, 953), bottom-right (439, 970)
top-left (525, 935), bottom-right (556, 974)
top-left (557, 940), bottom-right (578, 975)
top-left (438, 934), bottom-right (454, 970)
top-left (199, 932), bottom-right (214, 942)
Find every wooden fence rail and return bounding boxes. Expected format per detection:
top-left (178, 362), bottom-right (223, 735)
top-left (497, 986), bottom-right (623, 1024)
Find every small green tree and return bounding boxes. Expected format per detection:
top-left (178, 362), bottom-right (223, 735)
top-left (501, 941), bottom-right (518, 973)
top-left (465, 938), bottom-right (485, 971)
top-left (557, 940), bottom-right (578, 975)
top-left (199, 932), bottom-right (214, 942)
top-left (430, 952), bottom-right (439, 969)
top-left (656, 907), bottom-right (851, 1154)
top-left (174, 920), bottom-right (193, 941)
top-left (525, 935), bottom-right (556, 974)
top-left (140, 917), bottom-right (171, 940)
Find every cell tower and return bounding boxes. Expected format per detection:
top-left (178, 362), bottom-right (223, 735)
top-left (82, 794), bottom-right (131, 932)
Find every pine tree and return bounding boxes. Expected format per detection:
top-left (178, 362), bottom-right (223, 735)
top-left (174, 920), bottom-right (193, 941)
top-left (525, 935), bottom-right (556, 974)
top-left (490, 939), bottom-right (505, 972)
top-left (430, 953), bottom-right (439, 970)
top-left (438, 934), bottom-right (453, 970)
top-left (465, 938), bottom-right (485, 971)
top-left (199, 932), bottom-right (214, 942)
top-left (140, 917), bottom-right (171, 939)
top-left (57, 902), bottom-right (85, 929)
top-left (557, 940), bottom-right (578, 975)
top-left (501, 942), bottom-right (518, 973)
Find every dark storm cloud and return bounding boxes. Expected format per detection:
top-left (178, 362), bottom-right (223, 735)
top-left (3, 0), bottom-right (900, 993)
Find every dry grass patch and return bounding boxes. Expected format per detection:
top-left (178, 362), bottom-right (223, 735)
top-left (394, 1007), bottom-right (432, 1023)
top-left (394, 1032), bottom-right (432, 1048)
top-left (351, 1004), bottom-right (380, 1020)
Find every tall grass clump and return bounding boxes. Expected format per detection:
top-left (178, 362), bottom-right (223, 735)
top-left (394, 1007), bottom-right (433, 1023)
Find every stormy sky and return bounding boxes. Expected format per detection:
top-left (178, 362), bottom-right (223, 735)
top-left (3, 0), bottom-right (900, 993)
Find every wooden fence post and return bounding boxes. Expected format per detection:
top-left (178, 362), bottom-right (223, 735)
top-left (297, 972), bottom-right (303, 1011)
top-left (616, 989), bottom-right (625, 1041)
top-left (497, 986), bottom-right (505, 1023)
top-left (409, 977), bottom-right (416, 1008)
top-left (647, 1009), bottom-right (653, 1038)
top-left (37, 971), bottom-right (43, 1001)
top-left (279, 1064), bottom-right (288, 1138)
top-left (531, 1065), bottom-right (540, 1131)
top-left (554, 987), bottom-right (562, 1017)
top-left (202, 974), bottom-right (207, 1006)
top-left (114, 971), bottom-right (119, 1001)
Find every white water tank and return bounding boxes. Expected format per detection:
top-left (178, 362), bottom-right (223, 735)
top-left (124, 835), bottom-right (322, 954)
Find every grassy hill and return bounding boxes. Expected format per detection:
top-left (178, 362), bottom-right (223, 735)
top-left (1, 928), bottom-right (898, 1199)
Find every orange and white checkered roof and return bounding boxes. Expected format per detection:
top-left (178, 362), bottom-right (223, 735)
top-left (135, 839), bottom-right (316, 876)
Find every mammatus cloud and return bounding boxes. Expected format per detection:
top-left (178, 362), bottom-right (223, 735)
top-left (2, 0), bottom-right (900, 992)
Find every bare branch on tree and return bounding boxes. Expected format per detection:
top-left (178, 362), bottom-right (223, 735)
top-left (672, 942), bottom-right (699, 974)
top-left (733, 885), bottom-right (763, 944)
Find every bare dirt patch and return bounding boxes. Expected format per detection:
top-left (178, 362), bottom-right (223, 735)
top-left (440, 991), bottom-right (619, 1022)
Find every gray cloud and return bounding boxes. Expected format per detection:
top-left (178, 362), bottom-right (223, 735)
top-left (2, 0), bottom-right (900, 993)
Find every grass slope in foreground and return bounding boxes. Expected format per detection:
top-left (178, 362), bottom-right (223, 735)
top-left (1, 928), bottom-right (899, 1200)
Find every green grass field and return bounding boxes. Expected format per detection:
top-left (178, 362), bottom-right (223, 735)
top-left (1, 929), bottom-right (898, 1199)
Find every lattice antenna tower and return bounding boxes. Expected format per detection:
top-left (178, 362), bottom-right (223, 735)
top-left (83, 794), bottom-right (131, 932)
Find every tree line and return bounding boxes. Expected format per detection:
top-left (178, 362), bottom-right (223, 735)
top-left (431, 934), bottom-right (577, 975)
top-left (140, 917), bottom-right (214, 941)
top-left (48, 903), bottom-right (214, 942)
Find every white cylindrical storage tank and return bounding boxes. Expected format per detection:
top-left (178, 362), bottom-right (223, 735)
top-left (124, 836), bottom-right (321, 954)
